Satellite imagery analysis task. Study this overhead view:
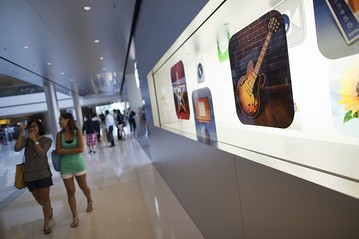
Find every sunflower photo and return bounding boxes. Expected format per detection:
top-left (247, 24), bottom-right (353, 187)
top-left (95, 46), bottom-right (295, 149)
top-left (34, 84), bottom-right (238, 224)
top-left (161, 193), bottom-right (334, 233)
top-left (330, 56), bottom-right (359, 137)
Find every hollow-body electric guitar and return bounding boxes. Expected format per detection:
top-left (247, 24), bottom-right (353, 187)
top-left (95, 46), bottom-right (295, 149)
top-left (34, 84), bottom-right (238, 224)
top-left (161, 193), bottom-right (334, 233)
top-left (237, 17), bottom-right (280, 118)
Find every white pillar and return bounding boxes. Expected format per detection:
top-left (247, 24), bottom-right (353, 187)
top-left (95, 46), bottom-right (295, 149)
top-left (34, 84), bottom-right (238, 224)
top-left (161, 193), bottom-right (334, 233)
top-left (71, 80), bottom-right (84, 129)
top-left (43, 82), bottom-right (60, 140)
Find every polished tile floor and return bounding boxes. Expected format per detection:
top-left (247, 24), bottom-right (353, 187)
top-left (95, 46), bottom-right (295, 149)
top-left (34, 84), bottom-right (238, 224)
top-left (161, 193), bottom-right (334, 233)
top-left (0, 135), bottom-right (204, 239)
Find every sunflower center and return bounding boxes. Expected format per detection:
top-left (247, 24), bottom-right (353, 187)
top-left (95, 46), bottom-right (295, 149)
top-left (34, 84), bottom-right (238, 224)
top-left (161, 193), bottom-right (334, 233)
top-left (357, 82), bottom-right (359, 97)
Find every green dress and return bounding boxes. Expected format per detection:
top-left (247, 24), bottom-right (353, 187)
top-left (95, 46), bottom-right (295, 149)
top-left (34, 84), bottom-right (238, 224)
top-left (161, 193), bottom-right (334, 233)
top-left (60, 131), bottom-right (86, 174)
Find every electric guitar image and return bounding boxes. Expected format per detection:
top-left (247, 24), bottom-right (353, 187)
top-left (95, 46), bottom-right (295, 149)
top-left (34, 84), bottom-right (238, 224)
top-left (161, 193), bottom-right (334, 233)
top-left (237, 17), bottom-right (280, 118)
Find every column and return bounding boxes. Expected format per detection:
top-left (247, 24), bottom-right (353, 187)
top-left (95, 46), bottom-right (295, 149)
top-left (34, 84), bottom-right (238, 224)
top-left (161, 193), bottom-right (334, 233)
top-left (71, 80), bottom-right (84, 129)
top-left (43, 81), bottom-right (60, 141)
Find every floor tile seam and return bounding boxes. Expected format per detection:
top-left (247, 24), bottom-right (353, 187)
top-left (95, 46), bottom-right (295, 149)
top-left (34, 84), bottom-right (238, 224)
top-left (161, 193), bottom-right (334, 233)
top-left (0, 188), bottom-right (26, 212)
top-left (130, 144), bottom-right (154, 175)
top-left (130, 175), bottom-right (158, 238)
top-left (129, 144), bottom-right (158, 237)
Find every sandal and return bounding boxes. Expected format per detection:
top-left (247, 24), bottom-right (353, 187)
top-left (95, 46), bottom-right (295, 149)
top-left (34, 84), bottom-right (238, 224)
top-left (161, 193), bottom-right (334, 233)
top-left (86, 201), bottom-right (93, 213)
top-left (43, 227), bottom-right (52, 234)
top-left (71, 216), bottom-right (79, 228)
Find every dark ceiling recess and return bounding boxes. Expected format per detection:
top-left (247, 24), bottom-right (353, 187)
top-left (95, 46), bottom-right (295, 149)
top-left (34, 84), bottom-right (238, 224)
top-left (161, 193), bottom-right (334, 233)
top-left (0, 56), bottom-right (65, 92)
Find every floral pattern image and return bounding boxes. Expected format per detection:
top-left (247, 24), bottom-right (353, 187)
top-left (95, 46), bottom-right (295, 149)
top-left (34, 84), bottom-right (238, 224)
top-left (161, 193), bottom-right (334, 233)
top-left (338, 59), bottom-right (359, 123)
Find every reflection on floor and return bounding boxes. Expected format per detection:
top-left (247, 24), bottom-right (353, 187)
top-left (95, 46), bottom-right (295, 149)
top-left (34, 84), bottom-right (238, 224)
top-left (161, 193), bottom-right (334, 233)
top-left (0, 136), bottom-right (204, 239)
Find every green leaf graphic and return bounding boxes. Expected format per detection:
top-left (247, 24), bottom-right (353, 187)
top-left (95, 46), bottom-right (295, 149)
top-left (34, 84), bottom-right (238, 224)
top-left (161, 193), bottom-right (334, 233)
top-left (353, 111), bottom-right (359, 118)
top-left (344, 110), bottom-right (353, 123)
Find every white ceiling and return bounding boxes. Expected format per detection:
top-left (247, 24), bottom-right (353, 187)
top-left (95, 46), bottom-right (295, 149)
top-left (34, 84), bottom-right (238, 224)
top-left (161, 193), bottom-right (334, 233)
top-left (0, 0), bottom-right (138, 97)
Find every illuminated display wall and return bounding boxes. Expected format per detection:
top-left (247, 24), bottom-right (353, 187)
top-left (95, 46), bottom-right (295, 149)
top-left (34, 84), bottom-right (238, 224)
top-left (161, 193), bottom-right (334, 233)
top-left (148, 0), bottom-right (359, 199)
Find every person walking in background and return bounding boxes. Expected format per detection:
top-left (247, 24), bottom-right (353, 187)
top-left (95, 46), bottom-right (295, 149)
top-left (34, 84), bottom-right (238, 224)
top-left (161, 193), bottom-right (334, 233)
top-left (114, 109), bottom-right (125, 140)
top-left (105, 110), bottom-right (115, 147)
top-left (142, 106), bottom-right (148, 137)
top-left (14, 118), bottom-right (53, 234)
top-left (113, 109), bottom-right (120, 140)
top-left (123, 108), bottom-right (130, 136)
top-left (129, 109), bottom-right (137, 137)
top-left (99, 113), bottom-right (106, 142)
top-left (92, 113), bottom-right (102, 143)
top-left (83, 114), bottom-right (98, 153)
top-left (55, 112), bottom-right (93, 228)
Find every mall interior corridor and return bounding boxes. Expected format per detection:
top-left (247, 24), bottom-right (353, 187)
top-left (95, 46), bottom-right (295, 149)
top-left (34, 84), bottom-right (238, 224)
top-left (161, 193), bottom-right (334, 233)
top-left (0, 136), bottom-right (204, 239)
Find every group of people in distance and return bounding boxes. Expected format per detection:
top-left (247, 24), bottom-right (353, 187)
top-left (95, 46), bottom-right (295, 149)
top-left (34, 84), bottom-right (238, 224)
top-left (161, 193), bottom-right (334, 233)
top-left (14, 113), bottom-right (93, 234)
top-left (101, 108), bottom-right (137, 147)
top-left (83, 108), bottom-right (129, 149)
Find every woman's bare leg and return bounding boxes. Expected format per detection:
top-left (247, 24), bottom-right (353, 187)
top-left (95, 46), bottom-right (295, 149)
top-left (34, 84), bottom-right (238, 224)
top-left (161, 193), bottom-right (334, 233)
top-left (31, 187), bottom-right (52, 231)
top-left (63, 177), bottom-right (79, 227)
top-left (75, 174), bottom-right (93, 212)
top-left (39, 187), bottom-right (51, 229)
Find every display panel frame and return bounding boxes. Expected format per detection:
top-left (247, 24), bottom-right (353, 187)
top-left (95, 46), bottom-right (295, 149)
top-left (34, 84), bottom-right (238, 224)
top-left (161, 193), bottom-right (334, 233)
top-left (148, 0), bottom-right (359, 199)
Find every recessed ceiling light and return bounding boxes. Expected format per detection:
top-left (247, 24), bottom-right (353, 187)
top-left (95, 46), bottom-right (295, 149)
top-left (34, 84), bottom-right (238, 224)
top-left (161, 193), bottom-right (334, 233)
top-left (24, 46), bottom-right (29, 49)
top-left (102, 67), bottom-right (106, 71)
top-left (83, 6), bottom-right (91, 11)
top-left (61, 72), bottom-right (65, 75)
top-left (94, 40), bottom-right (100, 43)
top-left (100, 57), bottom-right (104, 60)
top-left (47, 62), bottom-right (52, 66)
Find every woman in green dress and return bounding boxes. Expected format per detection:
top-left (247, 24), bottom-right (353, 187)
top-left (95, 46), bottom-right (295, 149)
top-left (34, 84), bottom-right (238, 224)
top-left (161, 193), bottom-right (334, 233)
top-left (55, 112), bottom-right (93, 228)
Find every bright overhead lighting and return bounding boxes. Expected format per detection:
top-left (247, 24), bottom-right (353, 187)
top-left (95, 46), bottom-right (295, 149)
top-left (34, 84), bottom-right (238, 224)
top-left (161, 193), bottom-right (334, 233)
top-left (94, 40), bottom-right (99, 43)
top-left (24, 46), bottom-right (29, 49)
top-left (134, 62), bottom-right (140, 88)
top-left (47, 62), bottom-right (52, 66)
top-left (100, 57), bottom-right (104, 60)
top-left (83, 6), bottom-right (91, 11)
top-left (102, 67), bottom-right (106, 71)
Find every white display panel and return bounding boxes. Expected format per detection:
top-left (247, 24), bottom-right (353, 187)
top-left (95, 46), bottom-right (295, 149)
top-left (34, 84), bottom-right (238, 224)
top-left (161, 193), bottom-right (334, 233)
top-left (148, 0), bottom-right (359, 198)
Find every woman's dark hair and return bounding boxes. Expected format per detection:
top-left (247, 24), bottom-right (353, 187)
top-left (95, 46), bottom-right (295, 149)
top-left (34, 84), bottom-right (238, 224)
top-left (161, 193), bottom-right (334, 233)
top-left (60, 112), bottom-right (79, 136)
top-left (27, 118), bottom-right (46, 136)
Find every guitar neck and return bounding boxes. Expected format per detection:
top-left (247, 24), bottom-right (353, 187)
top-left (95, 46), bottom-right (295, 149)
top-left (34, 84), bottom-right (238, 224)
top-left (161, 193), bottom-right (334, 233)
top-left (251, 31), bottom-right (273, 79)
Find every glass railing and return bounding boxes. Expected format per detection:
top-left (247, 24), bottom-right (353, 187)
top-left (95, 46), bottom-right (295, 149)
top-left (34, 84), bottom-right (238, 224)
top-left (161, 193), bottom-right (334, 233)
top-left (0, 85), bottom-right (44, 97)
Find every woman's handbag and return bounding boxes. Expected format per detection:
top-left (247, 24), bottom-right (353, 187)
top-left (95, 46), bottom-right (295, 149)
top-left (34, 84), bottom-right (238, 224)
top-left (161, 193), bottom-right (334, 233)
top-left (14, 156), bottom-right (26, 189)
top-left (51, 151), bottom-right (61, 172)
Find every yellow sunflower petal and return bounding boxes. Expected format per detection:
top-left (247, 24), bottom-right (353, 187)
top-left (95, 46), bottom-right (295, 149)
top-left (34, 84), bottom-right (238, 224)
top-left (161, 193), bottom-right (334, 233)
top-left (337, 59), bottom-right (359, 113)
